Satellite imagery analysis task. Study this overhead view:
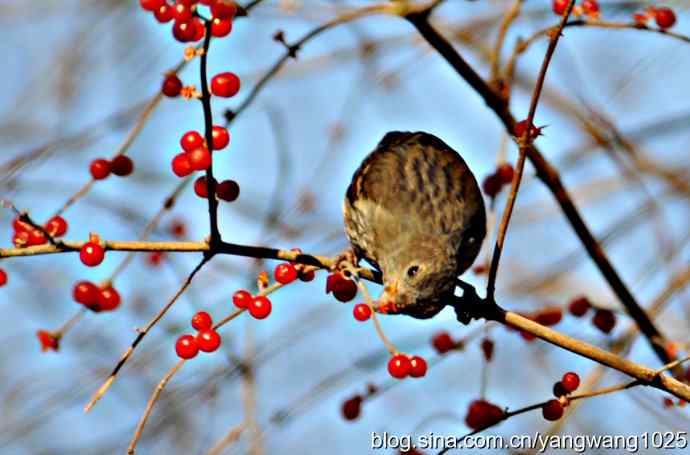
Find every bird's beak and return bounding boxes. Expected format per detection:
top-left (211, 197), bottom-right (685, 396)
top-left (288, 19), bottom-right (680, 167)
top-left (377, 280), bottom-right (399, 312)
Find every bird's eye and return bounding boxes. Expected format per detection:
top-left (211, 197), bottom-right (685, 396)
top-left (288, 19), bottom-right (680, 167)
top-left (406, 265), bottom-right (420, 278)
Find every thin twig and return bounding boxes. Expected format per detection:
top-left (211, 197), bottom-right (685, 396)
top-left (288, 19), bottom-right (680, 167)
top-left (486, 0), bottom-right (576, 300)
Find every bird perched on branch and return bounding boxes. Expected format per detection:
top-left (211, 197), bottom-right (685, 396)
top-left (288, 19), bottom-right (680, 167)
top-left (343, 131), bottom-right (486, 319)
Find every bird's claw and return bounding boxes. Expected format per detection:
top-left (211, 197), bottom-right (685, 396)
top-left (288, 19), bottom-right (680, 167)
top-left (332, 247), bottom-right (359, 272)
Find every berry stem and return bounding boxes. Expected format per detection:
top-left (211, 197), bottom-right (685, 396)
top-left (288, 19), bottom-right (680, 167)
top-left (198, 19), bottom-right (221, 247)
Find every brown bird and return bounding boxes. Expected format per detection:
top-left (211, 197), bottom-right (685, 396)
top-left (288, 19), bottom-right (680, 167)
top-left (343, 131), bottom-right (486, 319)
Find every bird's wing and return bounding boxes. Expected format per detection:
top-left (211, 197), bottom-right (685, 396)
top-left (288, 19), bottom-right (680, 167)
top-left (344, 131), bottom-right (486, 272)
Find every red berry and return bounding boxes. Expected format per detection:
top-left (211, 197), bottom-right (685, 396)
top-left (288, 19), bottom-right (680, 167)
top-left (409, 355), bottom-right (428, 378)
top-left (655, 7), bottom-right (676, 29)
top-left (387, 354), bottom-right (411, 379)
top-left (44, 215), bottom-right (68, 237)
top-left (341, 395), bottom-right (363, 421)
top-left (90, 159), bottom-right (111, 180)
top-left (111, 155), bottom-right (134, 177)
top-left (172, 1), bottom-right (193, 21)
top-left (513, 119), bottom-right (542, 138)
top-left (232, 289), bottom-right (252, 309)
top-left (162, 74), bottom-right (183, 97)
top-left (542, 399), bottom-right (564, 421)
top-left (299, 269), bottom-right (315, 282)
top-left (80, 242), bottom-right (105, 267)
top-left (432, 331), bottom-right (455, 354)
top-left (216, 180), bottom-right (240, 202)
top-left (211, 72), bottom-right (240, 97)
top-left (211, 0), bottom-right (237, 19)
top-left (535, 307), bottom-right (563, 326)
top-left (12, 230), bottom-right (30, 247)
top-left (181, 131), bottom-right (204, 152)
top-left (196, 329), bottom-right (222, 352)
top-left (592, 309), bottom-right (616, 334)
top-left (561, 372), bottom-right (580, 393)
top-left (553, 381), bottom-right (567, 397)
top-left (581, 0), bottom-right (599, 17)
top-left (520, 330), bottom-right (536, 342)
top-left (211, 17), bottom-right (233, 37)
top-left (249, 295), bottom-right (272, 319)
top-left (552, 0), bottom-right (568, 15)
top-left (98, 286), bottom-right (121, 311)
top-left (633, 12), bottom-right (648, 25)
top-left (482, 174), bottom-right (502, 198)
top-left (154, 4), bottom-right (175, 22)
top-left (0, 269), bottom-right (7, 287)
top-left (140, 0), bottom-right (165, 12)
top-left (211, 125), bottom-right (230, 150)
top-left (194, 176), bottom-right (210, 198)
top-left (171, 152), bottom-right (193, 177)
top-left (191, 17), bottom-right (206, 41)
top-left (568, 296), bottom-right (591, 317)
top-left (496, 163), bottom-right (514, 184)
top-left (12, 217), bottom-right (31, 233)
top-left (188, 147), bottom-right (212, 171)
top-left (663, 397), bottom-right (675, 408)
top-left (172, 19), bottom-right (197, 42)
top-left (353, 303), bottom-right (372, 321)
top-left (274, 263), bottom-right (297, 284)
top-left (36, 330), bottom-right (59, 352)
top-left (192, 311), bottom-right (213, 331)
top-left (170, 218), bottom-right (187, 238)
top-left (465, 400), bottom-right (504, 430)
top-left (175, 334), bottom-right (199, 359)
top-left (27, 229), bottom-right (47, 246)
top-left (325, 272), bottom-right (358, 302)
top-left (147, 251), bottom-right (165, 266)
top-left (481, 338), bottom-right (494, 361)
top-left (73, 281), bottom-right (99, 307)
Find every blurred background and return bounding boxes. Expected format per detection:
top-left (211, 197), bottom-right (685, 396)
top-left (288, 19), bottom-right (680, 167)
top-left (0, 0), bottom-right (689, 453)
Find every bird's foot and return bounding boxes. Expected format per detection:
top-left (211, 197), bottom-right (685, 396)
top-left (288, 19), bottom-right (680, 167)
top-left (450, 280), bottom-right (499, 325)
top-left (332, 247), bottom-right (359, 272)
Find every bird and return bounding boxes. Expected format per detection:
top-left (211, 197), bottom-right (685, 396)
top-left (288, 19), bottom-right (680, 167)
top-left (343, 131), bottom-right (486, 319)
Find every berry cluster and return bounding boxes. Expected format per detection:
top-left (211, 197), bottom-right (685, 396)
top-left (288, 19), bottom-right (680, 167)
top-left (325, 271), bottom-right (358, 302)
top-left (12, 215), bottom-right (68, 248)
top-left (172, 127), bottom-right (240, 204)
top-left (387, 353), bottom-right (428, 379)
top-left (90, 155), bottom-right (134, 180)
top-left (139, 0), bottom-right (237, 43)
top-left (73, 280), bottom-right (121, 312)
top-left (175, 311), bottom-right (222, 359)
top-left (634, 6), bottom-right (677, 29)
top-left (568, 295), bottom-right (617, 334)
top-left (465, 399), bottom-right (505, 430)
top-left (482, 163), bottom-right (514, 199)
top-left (233, 289), bottom-right (272, 319)
top-left (79, 233), bottom-right (106, 267)
top-left (543, 371), bottom-right (581, 421)
top-left (552, 0), bottom-right (600, 19)
top-left (281, 248), bottom-right (317, 282)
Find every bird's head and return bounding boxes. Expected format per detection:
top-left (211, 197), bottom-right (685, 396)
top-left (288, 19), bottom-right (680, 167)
top-left (377, 237), bottom-right (458, 317)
